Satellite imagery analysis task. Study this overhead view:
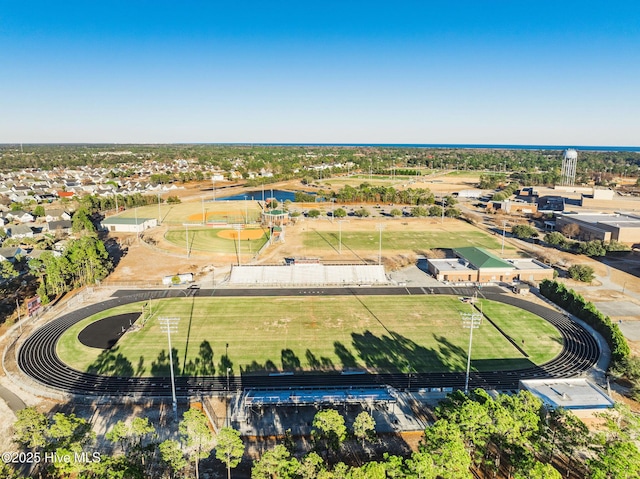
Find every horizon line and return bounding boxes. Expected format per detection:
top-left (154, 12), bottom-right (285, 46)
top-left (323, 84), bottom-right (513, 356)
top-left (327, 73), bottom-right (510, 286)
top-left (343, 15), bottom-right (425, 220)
top-left (1, 142), bottom-right (640, 152)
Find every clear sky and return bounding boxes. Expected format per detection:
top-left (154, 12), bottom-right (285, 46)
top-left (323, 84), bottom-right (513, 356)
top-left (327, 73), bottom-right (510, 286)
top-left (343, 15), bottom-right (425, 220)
top-left (1, 1), bottom-right (639, 145)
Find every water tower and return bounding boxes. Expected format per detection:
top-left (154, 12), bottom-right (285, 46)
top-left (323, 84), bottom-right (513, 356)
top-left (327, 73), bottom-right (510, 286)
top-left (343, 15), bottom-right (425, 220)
top-left (561, 149), bottom-right (578, 186)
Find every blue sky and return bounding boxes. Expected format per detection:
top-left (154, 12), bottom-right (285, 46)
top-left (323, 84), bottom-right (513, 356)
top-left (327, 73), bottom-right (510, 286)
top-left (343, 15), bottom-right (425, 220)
top-left (1, 1), bottom-right (639, 145)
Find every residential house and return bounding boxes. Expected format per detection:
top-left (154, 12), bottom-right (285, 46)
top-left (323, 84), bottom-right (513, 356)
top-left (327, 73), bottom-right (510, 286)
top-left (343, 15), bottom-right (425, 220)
top-left (5, 224), bottom-right (34, 239)
top-left (6, 210), bottom-right (35, 223)
top-left (0, 246), bottom-right (26, 262)
top-left (46, 220), bottom-right (73, 234)
top-left (45, 209), bottom-right (72, 222)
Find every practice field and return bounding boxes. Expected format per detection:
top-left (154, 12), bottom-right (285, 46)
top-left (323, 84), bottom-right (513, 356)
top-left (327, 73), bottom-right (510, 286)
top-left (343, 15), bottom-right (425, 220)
top-left (302, 228), bottom-right (512, 254)
top-left (164, 227), bottom-right (269, 254)
top-left (57, 296), bottom-right (563, 378)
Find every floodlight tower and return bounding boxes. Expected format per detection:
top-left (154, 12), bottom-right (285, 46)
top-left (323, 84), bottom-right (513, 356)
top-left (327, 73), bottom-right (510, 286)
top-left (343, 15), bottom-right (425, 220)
top-left (159, 317), bottom-right (180, 421)
top-left (561, 149), bottom-right (578, 186)
top-left (461, 308), bottom-right (482, 394)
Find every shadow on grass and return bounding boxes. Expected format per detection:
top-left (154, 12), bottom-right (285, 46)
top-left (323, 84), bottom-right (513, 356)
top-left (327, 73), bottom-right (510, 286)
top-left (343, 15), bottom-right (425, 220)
top-left (96, 330), bottom-right (537, 378)
top-left (150, 348), bottom-right (180, 377)
top-left (87, 346), bottom-right (134, 377)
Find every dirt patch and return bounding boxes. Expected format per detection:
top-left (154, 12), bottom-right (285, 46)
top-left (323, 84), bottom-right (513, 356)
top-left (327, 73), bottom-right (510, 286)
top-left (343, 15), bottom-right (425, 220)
top-left (218, 229), bottom-right (265, 240)
top-left (105, 239), bottom-right (224, 285)
top-left (187, 210), bottom-right (244, 222)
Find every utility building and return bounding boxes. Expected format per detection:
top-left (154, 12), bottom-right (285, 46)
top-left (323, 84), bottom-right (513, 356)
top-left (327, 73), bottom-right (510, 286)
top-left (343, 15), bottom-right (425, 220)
top-left (427, 247), bottom-right (554, 284)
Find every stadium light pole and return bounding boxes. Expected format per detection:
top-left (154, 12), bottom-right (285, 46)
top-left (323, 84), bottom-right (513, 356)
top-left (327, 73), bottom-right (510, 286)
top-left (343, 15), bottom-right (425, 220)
top-left (16, 298), bottom-right (22, 334)
top-left (184, 223), bottom-right (190, 258)
top-left (212, 177), bottom-right (216, 201)
top-left (244, 195), bottom-right (248, 224)
top-left (377, 223), bottom-right (385, 266)
top-left (157, 192), bottom-right (162, 225)
top-left (461, 310), bottom-right (482, 394)
top-left (159, 317), bottom-right (180, 421)
top-left (501, 220), bottom-right (508, 256)
top-left (135, 207), bottom-right (139, 242)
top-left (201, 196), bottom-right (205, 225)
top-left (233, 224), bottom-right (243, 266)
top-left (337, 219), bottom-right (347, 254)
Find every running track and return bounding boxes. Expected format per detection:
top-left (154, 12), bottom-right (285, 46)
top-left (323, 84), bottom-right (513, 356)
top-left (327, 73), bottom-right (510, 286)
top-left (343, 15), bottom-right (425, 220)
top-left (16, 286), bottom-right (600, 397)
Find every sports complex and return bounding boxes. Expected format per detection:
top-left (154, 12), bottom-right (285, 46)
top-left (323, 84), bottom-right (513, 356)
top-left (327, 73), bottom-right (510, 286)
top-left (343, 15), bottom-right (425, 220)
top-left (16, 284), bottom-right (600, 399)
top-left (11, 195), bottom-right (602, 416)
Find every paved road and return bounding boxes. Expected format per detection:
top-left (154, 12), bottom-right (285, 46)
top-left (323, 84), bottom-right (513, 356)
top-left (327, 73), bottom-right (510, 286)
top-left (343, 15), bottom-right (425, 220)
top-left (0, 384), bottom-right (26, 412)
top-left (16, 286), bottom-right (600, 398)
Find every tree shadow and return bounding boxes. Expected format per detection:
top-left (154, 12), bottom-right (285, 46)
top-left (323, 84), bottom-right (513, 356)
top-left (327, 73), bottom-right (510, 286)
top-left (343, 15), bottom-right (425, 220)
top-left (347, 330), bottom-right (469, 373)
top-left (150, 348), bottom-right (180, 377)
top-left (135, 356), bottom-right (145, 376)
top-left (305, 349), bottom-right (335, 371)
top-left (87, 346), bottom-right (134, 377)
top-left (281, 348), bottom-right (301, 371)
top-left (241, 359), bottom-right (278, 374)
top-left (218, 354), bottom-right (234, 378)
top-left (334, 341), bottom-right (359, 369)
top-left (198, 340), bottom-right (216, 376)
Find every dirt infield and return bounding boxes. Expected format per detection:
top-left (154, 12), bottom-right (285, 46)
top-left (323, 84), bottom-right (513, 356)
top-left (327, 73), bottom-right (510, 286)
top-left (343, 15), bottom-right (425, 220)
top-left (217, 229), bottom-right (266, 240)
top-left (77, 313), bottom-right (141, 349)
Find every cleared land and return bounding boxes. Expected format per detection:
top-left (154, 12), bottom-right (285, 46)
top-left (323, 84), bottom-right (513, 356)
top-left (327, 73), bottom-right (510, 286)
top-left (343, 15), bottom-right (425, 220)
top-left (57, 296), bottom-right (563, 377)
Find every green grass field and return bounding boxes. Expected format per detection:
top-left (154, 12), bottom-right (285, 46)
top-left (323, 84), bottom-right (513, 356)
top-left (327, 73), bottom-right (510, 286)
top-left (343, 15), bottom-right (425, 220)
top-left (303, 229), bottom-right (514, 254)
top-left (164, 227), bottom-right (269, 254)
top-left (57, 296), bottom-right (563, 378)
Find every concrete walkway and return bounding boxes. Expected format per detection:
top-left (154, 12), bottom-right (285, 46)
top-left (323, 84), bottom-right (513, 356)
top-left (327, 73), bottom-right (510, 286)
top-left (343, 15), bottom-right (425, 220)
top-left (0, 383), bottom-right (26, 412)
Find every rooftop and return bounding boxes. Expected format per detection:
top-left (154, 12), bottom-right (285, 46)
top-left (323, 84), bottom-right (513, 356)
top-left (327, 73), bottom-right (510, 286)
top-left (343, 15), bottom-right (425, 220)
top-left (561, 212), bottom-right (640, 228)
top-left (508, 259), bottom-right (553, 271)
top-left (428, 258), bottom-right (475, 272)
top-left (454, 247), bottom-right (513, 270)
top-left (520, 378), bottom-right (614, 410)
top-left (100, 217), bottom-right (155, 225)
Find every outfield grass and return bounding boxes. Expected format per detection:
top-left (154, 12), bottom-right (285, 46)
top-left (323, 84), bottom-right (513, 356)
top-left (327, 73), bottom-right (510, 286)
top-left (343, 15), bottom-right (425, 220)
top-left (57, 296), bottom-right (562, 378)
top-left (115, 200), bottom-right (263, 225)
top-left (164, 227), bottom-right (269, 254)
top-left (303, 229), bottom-right (514, 254)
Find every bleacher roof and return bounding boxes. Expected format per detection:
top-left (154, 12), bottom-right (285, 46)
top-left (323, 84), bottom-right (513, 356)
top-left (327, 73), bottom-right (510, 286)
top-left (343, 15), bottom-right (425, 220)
top-left (229, 264), bottom-right (387, 286)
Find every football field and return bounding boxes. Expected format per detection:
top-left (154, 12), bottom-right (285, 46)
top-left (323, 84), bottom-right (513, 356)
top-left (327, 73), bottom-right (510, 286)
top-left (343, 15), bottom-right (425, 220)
top-left (57, 295), bottom-right (563, 378)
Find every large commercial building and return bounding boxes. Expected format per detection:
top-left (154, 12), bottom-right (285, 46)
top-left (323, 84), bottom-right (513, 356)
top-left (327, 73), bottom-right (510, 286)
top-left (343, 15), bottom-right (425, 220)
top-left (555, 212), bottom-right (640, 244)
top-left (427, 247), bottom-right (554, 284)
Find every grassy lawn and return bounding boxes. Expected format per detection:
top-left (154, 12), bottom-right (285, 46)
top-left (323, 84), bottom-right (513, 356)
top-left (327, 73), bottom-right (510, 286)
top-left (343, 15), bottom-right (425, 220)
top-left (164, 227), bottom-right (269, 254)
top-left (57, 296), bottom-right (562, 377)
top-left (56, 303), bottom-right (146, 373)
top-left (303, 229), bottom-right (514, 254)
top-left (476, 300), bottom-right (563, 364)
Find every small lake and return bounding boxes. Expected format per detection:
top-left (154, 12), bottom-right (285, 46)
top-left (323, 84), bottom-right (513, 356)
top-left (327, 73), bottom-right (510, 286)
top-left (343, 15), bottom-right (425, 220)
top-left (217, 189), bottom-right (317, 202)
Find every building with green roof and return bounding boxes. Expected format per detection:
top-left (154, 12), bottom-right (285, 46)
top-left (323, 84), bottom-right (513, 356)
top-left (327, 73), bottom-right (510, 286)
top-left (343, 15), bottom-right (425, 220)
top-left (453, 247), bottom-right (513, 270)
top-left (427, 247), bottom-right (554, 284)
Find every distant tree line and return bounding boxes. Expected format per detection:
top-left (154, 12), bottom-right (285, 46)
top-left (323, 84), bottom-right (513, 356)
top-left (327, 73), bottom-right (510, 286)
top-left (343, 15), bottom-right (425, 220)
top-left (6, 387), bottom-right (640, 478)
top-left (3, 144), bottom-right (638, 183)
top-left (540, 279), bottom-right (630, 367)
